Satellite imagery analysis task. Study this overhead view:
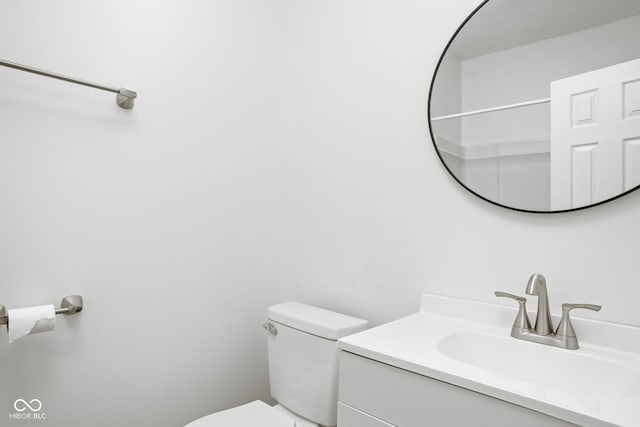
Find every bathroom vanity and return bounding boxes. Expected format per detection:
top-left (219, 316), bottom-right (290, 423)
top-left (337, 294), bottom-right (640, 427)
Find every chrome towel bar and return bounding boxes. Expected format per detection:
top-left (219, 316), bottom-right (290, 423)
top-left (0, 58), bottom-right (137, 109)
top-left (0, 295), bottom-right (83, 326)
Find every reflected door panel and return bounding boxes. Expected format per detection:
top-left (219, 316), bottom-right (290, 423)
top-left (550, 58), bottom-right (640, 210)
top-left (625, 138), bottom-right (640, 190)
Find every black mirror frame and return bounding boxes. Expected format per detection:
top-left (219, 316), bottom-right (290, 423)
top-left (426, 0), bottom-right (640, 214)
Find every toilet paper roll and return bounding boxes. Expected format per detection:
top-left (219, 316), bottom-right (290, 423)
top-left (8, 305), bottom-right (56, 344)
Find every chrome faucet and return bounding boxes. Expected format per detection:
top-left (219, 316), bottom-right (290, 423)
top-left (495, 274), bottom-right (601, 350)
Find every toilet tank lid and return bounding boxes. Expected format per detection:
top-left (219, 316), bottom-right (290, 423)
top-left (267, 302), bottom-right (369, 340)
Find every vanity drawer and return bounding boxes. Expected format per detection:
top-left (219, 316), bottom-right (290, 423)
top-left (337, 402), bottom-right (396, 427)
top-left (338, 351), bottom-right (577, 427)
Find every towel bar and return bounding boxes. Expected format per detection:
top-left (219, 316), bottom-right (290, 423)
top-left (0, 58), bottom-right (137, 109)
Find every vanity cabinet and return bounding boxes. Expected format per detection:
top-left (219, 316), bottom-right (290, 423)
top-left (337, 351), bottom-right (577, 427)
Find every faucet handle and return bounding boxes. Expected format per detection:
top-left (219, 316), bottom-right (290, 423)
top-left (555, 303), bottom-right (602, 349)
top-left (561, 303), bottom-right (602, 313)
top-left (495, 291), bottom-right (531, 332)
top-left (495, 291), bottom-right (525, 303)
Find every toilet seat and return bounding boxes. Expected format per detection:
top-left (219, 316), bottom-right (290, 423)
top-left (185, 400), bottom-right (295, 427)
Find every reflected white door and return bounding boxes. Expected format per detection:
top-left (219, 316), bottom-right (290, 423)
top-left (550, 58), bottom-right (640, 210)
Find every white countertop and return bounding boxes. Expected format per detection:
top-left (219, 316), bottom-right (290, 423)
top-left (337, 294), bottom-right (640, 427)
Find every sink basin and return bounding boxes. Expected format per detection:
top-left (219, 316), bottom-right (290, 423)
top-left (437, 332), bottom-right (640, 398)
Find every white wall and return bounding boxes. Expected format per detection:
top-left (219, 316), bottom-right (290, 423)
top-left (2, 1), bottom-right (640, 426)
top-left (276, 0), bottom-right (640, 329)
top-left (498, 153), bottom-right (550, 210)
top-left (0, 1), bottom-right (281, 426)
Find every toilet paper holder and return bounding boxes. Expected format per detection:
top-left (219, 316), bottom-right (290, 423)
top-left (0, 295), bottom-right (83, 325)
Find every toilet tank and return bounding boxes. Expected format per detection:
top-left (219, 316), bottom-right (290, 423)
top-left (265, 303), bottom-right (368, 427)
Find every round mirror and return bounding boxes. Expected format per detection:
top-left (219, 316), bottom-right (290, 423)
top-left (429, 0), bottom-right (640, 212)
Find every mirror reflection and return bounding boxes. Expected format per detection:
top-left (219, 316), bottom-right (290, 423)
top-left (430, 0), bottom-right (640, 212)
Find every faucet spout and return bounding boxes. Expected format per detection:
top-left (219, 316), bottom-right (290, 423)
top-left (525, 273), bottom-right (553, 336)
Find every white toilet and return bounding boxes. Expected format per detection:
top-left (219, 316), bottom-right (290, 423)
top-left (186, 302), bottom-right (369, 427)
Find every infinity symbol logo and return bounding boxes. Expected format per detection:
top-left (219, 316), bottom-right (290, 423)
top-left (14, 399), bottom-right (42, 412)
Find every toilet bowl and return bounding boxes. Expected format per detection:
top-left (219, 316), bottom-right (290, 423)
top-left (185, 302), bottom-right (369, 427)
top-left (186, 401), bottom-right (320, 427)
top-left (186, 401), bottom-right (293, 427)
